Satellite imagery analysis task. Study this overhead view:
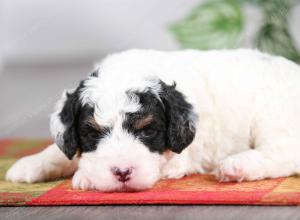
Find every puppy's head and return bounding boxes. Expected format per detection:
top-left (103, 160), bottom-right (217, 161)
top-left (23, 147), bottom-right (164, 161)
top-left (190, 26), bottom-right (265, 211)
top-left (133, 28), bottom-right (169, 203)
top-left (50, 71), bottom-right (197, 192)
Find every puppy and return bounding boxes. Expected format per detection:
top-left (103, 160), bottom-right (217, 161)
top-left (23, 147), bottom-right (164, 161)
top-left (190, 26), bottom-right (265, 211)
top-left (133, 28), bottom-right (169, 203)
top-left (6, 49), bottom-right (300, 192)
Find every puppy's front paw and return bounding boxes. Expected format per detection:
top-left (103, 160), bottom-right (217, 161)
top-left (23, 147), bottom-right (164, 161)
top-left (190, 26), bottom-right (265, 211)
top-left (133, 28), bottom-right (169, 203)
top-left (161, 163), bottom-right (187, 179)
top-left (6, 155), bottom-right (46, 183)
top-left (161, 168), bottom-right (186, 179)
top-left (72, 170), bottom-right (94, 191)
top-left (216, 158), bottom-right (245, 182)
top-left (216, 151), bottom-right (264, 182)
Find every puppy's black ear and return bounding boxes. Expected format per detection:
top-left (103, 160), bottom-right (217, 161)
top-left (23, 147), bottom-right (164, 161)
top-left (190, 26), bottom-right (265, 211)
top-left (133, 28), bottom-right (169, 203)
top-left (159, 81), bottom-right (197, 154)
top-left (50, 81), bottom-right (84, 159)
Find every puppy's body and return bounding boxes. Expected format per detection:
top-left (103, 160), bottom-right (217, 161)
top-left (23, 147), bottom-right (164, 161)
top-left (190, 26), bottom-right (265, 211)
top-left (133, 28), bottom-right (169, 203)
top-left (6, 49), bottom-right (300, 191)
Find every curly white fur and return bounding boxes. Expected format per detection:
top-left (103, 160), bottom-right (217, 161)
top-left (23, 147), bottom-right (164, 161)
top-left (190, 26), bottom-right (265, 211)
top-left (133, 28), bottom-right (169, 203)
top-left (6, 49), bottom-right (300, 191)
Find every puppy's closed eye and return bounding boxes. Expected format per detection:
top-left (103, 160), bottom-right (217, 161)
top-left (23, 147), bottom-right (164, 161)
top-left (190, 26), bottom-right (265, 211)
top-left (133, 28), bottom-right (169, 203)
top-left (140, 127), bottom-right (158, 138)
top-left (87, 117), bottom-right (102, 131)
top-left (134, 114), bottom-right (153, 130)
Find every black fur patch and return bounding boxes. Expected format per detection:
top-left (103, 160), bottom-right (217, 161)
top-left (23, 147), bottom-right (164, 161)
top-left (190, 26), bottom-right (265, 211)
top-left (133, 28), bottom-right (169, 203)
top-left (123, 90), bottom-right (167, 154)
top-left (159, 81), bottom-right (197, 153)
top-left (123, 81), bottom-right (197, 154)
top-left (58, 80), bottom-right (85, 159)
top-left (58, 79), bottom-right (109, 159)
top-left (77, 105), bottom-right (110, 153)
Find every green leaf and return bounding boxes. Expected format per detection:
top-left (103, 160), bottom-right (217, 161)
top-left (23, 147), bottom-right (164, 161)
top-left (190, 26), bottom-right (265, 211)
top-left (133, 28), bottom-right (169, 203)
top-left (170, 0), bottom-right (244, 50)
top-left (254, 0), bottom-right (300, 63)
top-left (170, 0), bottom-right (300, 63)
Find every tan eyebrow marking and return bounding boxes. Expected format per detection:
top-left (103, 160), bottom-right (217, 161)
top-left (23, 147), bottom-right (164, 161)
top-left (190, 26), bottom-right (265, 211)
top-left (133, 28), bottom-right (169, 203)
top-left (134, 114), bottom-right (153, 129)
top-left (87, 117), bottom-right (102, 131)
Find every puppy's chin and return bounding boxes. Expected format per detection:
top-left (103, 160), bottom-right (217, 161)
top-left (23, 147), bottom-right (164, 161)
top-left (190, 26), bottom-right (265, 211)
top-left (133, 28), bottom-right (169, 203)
top-left (102, 182), bottom-right (154, 193)
top-left (77, 175), bottom-right (158, 193)
top-left (86, 171), bottom-right (160, 192)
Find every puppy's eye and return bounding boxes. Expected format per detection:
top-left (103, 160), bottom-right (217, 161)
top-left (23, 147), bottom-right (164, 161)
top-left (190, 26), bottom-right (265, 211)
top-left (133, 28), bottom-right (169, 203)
top-left (88, 131), bottom-right (99, 139)
top-left (140, 128), bottom-right (157, 138)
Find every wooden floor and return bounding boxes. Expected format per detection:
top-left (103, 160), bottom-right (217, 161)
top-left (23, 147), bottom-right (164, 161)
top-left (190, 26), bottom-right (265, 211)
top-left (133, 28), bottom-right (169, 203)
top-left (1, 206), bottom-right (300, 220)
top-left (1, 64), bottom-right (300, 219)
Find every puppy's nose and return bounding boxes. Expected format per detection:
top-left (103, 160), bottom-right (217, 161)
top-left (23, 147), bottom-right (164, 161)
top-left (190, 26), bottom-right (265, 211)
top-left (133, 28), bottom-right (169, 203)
top-left (111, 167), bottom-right (133, 182)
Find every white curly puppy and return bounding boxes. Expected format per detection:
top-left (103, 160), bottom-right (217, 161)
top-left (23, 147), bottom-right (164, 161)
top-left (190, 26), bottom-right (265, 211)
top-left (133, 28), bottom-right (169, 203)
top-left (6, 49), bottom-right (300, 192)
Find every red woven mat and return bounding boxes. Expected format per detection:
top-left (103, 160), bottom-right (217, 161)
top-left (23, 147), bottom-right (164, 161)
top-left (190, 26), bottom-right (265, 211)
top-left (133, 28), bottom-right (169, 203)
top-left (1, 139), bottom-right (300, 206)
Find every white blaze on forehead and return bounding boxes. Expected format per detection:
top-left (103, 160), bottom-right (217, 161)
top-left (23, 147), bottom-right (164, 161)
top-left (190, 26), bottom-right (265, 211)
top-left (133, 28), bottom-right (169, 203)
top-left (93, 93), bottom-right (141, 127)
top-left (79, 74), bottom-right (162, 128)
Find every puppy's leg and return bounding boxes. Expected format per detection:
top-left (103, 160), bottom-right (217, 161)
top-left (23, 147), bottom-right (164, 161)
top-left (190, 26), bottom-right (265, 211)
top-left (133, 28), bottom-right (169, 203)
top-left (216, 146), bottom-right (300, 182)
top-left (161, 145), bottom-right (203, 179)
top-left (72, 169), bottom-right (94, 190)
top-left (6, 144), bottom-right (78, 183)
top-left (217, 107), bottom-right (300, 182)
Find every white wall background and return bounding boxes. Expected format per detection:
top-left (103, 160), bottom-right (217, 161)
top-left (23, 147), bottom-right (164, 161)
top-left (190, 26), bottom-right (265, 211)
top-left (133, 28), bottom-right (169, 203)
top-left (1, 0), bottom-right (300, 66)
top-left (1, 0), bottom-right (200, 65)
top-left (0, 0), bottom-right (299, 138)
